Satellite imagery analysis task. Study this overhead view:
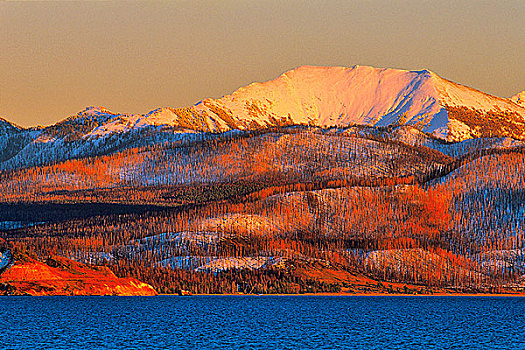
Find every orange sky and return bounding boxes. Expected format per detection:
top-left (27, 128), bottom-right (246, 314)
top-left (1, 0), bottom-right (524, 127)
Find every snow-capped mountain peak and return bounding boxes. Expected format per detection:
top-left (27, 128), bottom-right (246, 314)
top-left (191, 65), bottom-right (525, 140)
top-left (79, 106), bottom-right (113, 116)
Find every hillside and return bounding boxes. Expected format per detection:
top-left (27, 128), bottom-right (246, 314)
top-left (0, 245), bottom-right (157, 296)
top-left (0, 118), bottom-right (21, 135)
top-left (1, 123), bottom-right (525, 294)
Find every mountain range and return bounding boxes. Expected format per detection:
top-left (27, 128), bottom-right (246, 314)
top-left (1, 65), bottom-right (524, 170)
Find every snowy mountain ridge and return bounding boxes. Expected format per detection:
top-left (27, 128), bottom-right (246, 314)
top-left (191, 65), bottom-right (525, 141)
top-left (1, 65), bottom-right (525, 170)
top-left (6, 65), bottom-right (525, 141)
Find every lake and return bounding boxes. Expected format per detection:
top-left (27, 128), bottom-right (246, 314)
top-left (1, 296), bottom-right (524, 349)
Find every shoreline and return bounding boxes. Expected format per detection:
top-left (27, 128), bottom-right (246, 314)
top-left (181, 292), bottom-right (525, 297)
top-left (3, 292), bottom-right (525, 297)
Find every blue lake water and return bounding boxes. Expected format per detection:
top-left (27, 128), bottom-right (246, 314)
top-left (1, 296), bottom-right (524, 349)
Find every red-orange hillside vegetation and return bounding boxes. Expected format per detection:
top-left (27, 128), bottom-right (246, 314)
top-left (0, 250), bottom-right (157, 296)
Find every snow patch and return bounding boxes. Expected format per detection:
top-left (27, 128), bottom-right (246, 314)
top-left (0, 250), bottom-right (10, 270)
top-left (195, 256), bottom-right (283, 272)
top-left (447, 119), bottom-right (474, 142)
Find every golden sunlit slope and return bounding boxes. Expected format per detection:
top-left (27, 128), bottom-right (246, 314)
top-left (0, 247), bottom-right (157, 296)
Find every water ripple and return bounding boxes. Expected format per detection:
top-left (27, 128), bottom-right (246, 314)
top-left (1, 296), bottom-right (524, 349)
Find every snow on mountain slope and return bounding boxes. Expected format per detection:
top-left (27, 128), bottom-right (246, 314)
top-left (0, 106), bottom-right (195, 170)
top-left (4, 66), bottom-right (525, 142)
top-left (85, 107), bottom-right (204, 137)
top-left (193, 65), bottom-right (525, 141)
top-left (197, 66), bottom-right (445, 131)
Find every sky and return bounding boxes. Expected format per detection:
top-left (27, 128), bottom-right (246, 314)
top-left (1, 0), bottom-right (524, 127)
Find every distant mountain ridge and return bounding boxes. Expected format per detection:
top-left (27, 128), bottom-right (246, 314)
top-left (512, 91), bottom-right (525, 106)
top-left (5, 65), bottom-right (525, 139)
top-left (1, 65), bottom-right (525, 170)
top-left (0, 117), bottom-right (21, 134)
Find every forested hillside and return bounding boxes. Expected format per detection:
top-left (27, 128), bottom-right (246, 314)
top-left (2, 124), bottom-right (525, 294)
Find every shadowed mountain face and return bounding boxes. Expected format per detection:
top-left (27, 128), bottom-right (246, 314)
top-left (0, 118), bottom-right (21, 135)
